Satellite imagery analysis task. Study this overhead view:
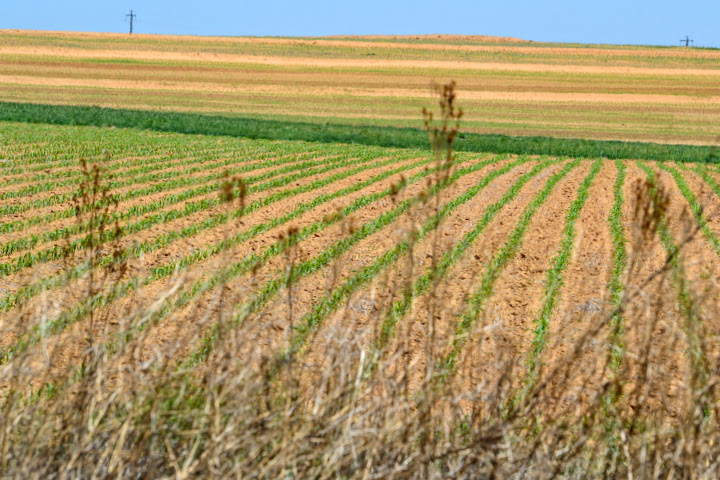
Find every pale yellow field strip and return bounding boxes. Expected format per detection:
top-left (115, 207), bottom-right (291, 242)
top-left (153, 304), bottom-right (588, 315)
top-left (3, 73), bottom-right (720, 106)
top-left (2, 46), bottom-right (720, 77)
top-left (4, 30), bottom-right (720, 61)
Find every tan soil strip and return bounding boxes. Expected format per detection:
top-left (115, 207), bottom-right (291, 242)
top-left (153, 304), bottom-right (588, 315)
top-left (2, 74), bottom-right (718, 106)
top-left (2, 46), bottom-right (720, 77)
top-left (0, 155), bottom-right (429, 384)
top-left (536, 161), bottom-right (615, 416)
top-left (9, 62), bottom-right (720, 100)
top-left (455, 162), bottom-right (592, 398)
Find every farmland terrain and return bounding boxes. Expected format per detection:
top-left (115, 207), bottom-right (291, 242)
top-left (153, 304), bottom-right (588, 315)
top-left (1, 30), bottom-right (720, 144)
top-left (1, 31), bottom-right (720, 478)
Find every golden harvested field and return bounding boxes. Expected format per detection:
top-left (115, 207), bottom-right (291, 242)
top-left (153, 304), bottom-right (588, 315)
top-left (1, 30), bottom-right (720, 144)
top-left (2, 31), bottom-right (720, 478)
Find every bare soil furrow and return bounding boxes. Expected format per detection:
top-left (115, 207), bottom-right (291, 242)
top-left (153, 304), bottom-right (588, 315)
top-left (454, 161), bottom-right (592, 399)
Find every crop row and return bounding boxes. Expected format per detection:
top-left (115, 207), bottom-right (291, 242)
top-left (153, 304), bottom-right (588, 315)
top-left (1, 144), bottom-right (232, 190)
top-left (0, 148), bottom-right (354, 258)
top-left (374, 158), bottom-right (559, 355)
top-left (636, 162), bottom-right (711, 392)
top-left (0, 151), bottom-right (361, 274)
top-left (0, 142), bottom-right (333, 219)
top-left (1, 153), bottom-right (502, 364)
top-left (0, 122), bottom-right (244, 172)
top-left (0, 147), bottom-right (347, 238)
top-left (442, 159), bottom-right (581, 373)
top-left (607, 160), bottom-right (628, 377)
top-left (188, 154), bottom-right (510, 365)
top-left (3, 149), bottom-right (424, 309)
top-left (0, 143), bottom-right (243, 197)
top-left (278, 157), bottom-right (562, 380)
top-left (522, 159), bottom-right (603, 395)
top-left (276, 156), bottom-right (538, 372)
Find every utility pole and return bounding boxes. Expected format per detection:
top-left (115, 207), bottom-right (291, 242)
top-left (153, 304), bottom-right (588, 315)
top-left (126, 10), bottom-right (136, 34)
top-left (679, 35), bottom-right (693, 47)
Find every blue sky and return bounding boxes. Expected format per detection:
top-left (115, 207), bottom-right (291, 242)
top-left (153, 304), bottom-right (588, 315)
top-left (4, 0), bottom-right (719, 47)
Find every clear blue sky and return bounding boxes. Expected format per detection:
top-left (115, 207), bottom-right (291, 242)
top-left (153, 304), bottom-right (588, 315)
top-left (4, 0), bottom-right (719, 48)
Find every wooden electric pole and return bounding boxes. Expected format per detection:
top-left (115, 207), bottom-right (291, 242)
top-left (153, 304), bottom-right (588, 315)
top-left (126, 10), bottom-right (137, 34)
top-left (679, 35), bottom-right (694, 47)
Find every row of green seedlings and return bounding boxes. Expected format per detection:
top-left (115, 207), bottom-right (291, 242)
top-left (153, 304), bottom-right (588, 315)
top-left (636, 162), bottom-right (712, 418)
top-left (1, 148), bottom-right (425, 310)
top-left (606, 160), bottom-right (628, 388)
top-left (0, 139), bottom-right (331, 220)
top-left (0, 143), bottom-right (239, 200)
top-left (0, 136), bottom-right (342, 199)
top-left (100, 153), bottom-right (503, 363)
top-left (441, 159), bottom-right (582, 375)
top-left (0, 143), bottom-right (339, 236)
top-left (0, 146), bottom-right (404, 275)
top-left (0, 122), bottom-right (235, 173)
top-left (0, 140), bottom-right (237, 192)
top-left (518, 159), bottom-right (603, 398)
top-left (666, 162), bottom-right (720, 255)
top-left (0, 146), bottom-right (351, 257)
top-left (0, 127), bottom-right (279, 178)
top-left (3, 149), bottom-right (171, 188)
top-left (0, 144), bottom-right (318, 235)
top-left (186, 153), bottom-right (512, 366)
top-left (0, 151), bottom-right (498, 363)
top-left (273, 157), bottom-right (560, 379)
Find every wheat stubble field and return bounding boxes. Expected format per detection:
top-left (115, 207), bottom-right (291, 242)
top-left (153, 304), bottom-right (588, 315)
top-left (2, 31), bottom-right (720, 478)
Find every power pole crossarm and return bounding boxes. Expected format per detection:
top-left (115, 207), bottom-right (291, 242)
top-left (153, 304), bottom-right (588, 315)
top-left (126, 10), bottom-right (136, 34)
top-left (679, 35), bottom-right (693, 47)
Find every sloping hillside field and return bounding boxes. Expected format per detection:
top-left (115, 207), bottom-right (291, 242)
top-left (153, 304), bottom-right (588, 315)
top-left (2, 32), bottom-right (720, 478)
top-left (1, 30), bottom-right (720, 144)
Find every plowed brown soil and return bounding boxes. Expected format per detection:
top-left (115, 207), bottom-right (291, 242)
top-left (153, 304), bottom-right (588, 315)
top-left (456, 161), bottom-right (591, 397)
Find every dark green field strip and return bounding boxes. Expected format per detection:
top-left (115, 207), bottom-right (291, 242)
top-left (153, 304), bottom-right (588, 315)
top-left (187, 154), bottom-right (508, 366)
top-left (0, 145), bottom-right (341, 236)
top-left (0, 148), bottom-right (348, 257)
top-left (2, 149), bottom-right (430, 311)
top-left (274, 158), bottom-right (559, 376)
top-left (0, 153), bottom-right (498, 364)
top-left (636, 162), bottom-right (711, 391)
top-left (607, 160), bottom-right (628, 375)
top-left (0, 141), bottom-right (328, 217)
top-left (521, 159), bottom-right (603, 395)
top-left (441, 159), bottom-right (581, 374)
top-left (0, 148), bottom-right (398, 277)
top-left (1, 102), bottom-right (718, 163)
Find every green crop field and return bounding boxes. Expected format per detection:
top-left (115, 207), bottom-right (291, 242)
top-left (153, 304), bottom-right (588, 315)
top-left (2, 31), bottom-right (720, 479)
